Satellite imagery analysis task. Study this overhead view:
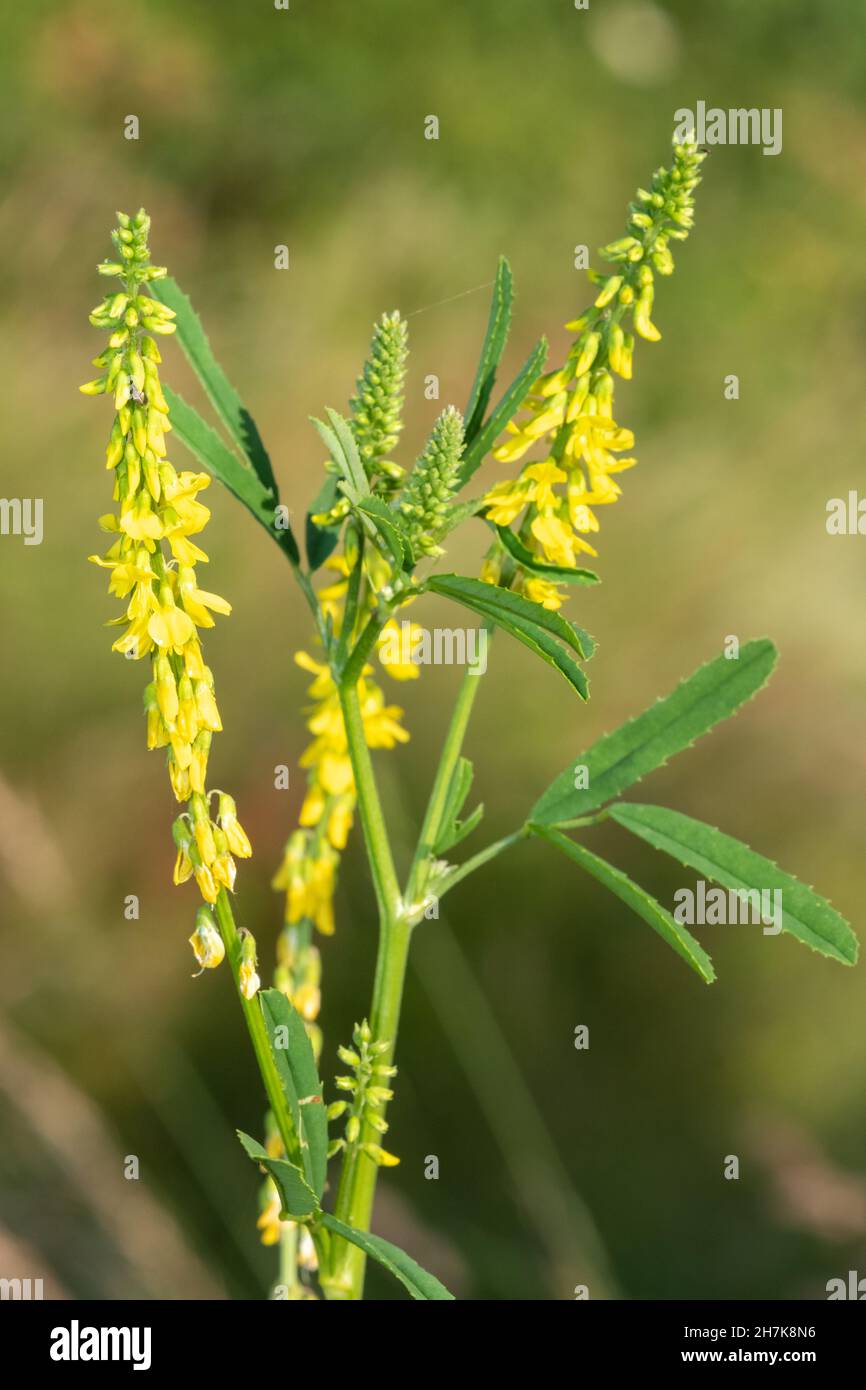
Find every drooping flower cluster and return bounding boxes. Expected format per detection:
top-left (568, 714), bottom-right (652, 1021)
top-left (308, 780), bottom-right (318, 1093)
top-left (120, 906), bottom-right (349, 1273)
top-left (83, 210), bottom-right (253, 974)
top-left (481, 138), bottom-right (706, 609)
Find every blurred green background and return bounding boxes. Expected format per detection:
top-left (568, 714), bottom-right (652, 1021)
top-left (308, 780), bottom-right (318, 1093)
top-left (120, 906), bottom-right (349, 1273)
top-left (1, 0), bottom-right (865, 1300)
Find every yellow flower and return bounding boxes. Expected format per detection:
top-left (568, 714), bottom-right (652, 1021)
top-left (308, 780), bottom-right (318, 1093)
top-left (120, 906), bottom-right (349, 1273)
top-left (85, 209), bottom-right (252, 917)
top-left (375, 619), bottom-right (423, 680)
top-left (521, 575), bottom-right (565, 610)
top-left (189, 910), bottom-right (225, 971)
top-left (481, 137), bottom-right (705, 605)
top-left (239, 959), bottom-right (261, 999)
top-left (531, 513), bottom-right (597, 565)
top-left (257, 1186), bottom-right (282, 1246)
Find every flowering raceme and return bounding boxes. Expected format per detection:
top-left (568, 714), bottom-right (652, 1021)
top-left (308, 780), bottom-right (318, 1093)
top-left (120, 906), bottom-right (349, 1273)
top-left (481, 138), bottom-right (706, 610)
top-left (82, 209), bottom-right (252, 972)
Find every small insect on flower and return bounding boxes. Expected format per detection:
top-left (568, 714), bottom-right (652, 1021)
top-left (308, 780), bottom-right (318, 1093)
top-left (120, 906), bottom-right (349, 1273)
top-left (128, 382), bottom-right (148, 406)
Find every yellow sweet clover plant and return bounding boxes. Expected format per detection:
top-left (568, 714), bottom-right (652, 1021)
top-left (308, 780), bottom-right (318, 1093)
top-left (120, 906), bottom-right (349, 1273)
top-left (83, 140), bottom-right (857, 1302)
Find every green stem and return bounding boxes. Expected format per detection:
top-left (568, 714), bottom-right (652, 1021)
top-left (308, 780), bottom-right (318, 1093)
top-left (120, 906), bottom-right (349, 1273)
top-left (325, 914), bottom-right (412, 1298)
top-left (339, 608), bottom-right (387, 688)
top-left (276, 1221), bottom-right (301, 1300)
top-left (213, 890), bottom-right (297, 1164)
top-left (336, 682), bottom-right (401, 921)
top-left (323, 646), bottom-right (493, 1297)
top-left (435, 827), bottom-right (528, 901)
top-left (320, 680), bottom-right (408, 1299)
top-left (405, 631), bottom-right (490, 906)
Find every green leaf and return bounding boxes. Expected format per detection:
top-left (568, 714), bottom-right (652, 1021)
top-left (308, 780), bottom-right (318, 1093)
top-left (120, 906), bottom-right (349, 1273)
top-left (433, 756), bottom-right (484, 854)
top-left (530, 639), bottom-right (778, 826)
top-left (459, 337), bottom-right (548, 485)
top-left (236, 1132), bottom-right (321, 1221)
top-left (609, 803), bottom-right (858, 967)
top-left (312, 409), bottom-right (370, 501)
top-left (464, 257), bottom-right (513, 447)
top-left (355, 495), bottom-right (411, 571)
top-left (165, 387), bottom-right (299, 564)
top-left (531, 825), bottom-right (715, 983)
top-left (495, 525), bottom-right (600, 586)
top-left (427, 575), bottom-right (594, 659)
top-left (426, 573), bottom-right (594, 700)
top-left (306, 473), bottom-right (342, 571)
top-left (259, 989), bottom-right (328, 1197)
top-left (153, 276), bottom-right (278, 497)
top-left (320, 1213), bottom-right (455, 1301)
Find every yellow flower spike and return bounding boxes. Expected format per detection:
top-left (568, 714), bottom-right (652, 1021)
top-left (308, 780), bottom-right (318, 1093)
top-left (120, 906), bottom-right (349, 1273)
top-left (482, 137), bottom-right (704, 582)
top-left (86, 214), bottom-right (250, 922)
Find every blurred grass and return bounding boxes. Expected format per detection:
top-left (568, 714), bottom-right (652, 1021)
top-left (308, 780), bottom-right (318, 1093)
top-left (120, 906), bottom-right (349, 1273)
top-left (1, 0), bottom-right (865, 1299)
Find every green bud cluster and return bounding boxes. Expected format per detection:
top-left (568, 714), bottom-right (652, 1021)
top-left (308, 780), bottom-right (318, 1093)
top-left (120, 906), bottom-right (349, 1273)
top-left (326, 1019), bottom-right (398, 1168)
top-left (398, 404), bottom-right (465, 558)
top-left (350, 311), bottom-right (409, 495)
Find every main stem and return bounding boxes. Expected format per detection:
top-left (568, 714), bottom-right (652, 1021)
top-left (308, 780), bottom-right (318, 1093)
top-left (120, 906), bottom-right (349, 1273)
top-left (323, 679), bottom-right (407, 1299)
top-left (324, 655), bottom-right (488, 1298)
